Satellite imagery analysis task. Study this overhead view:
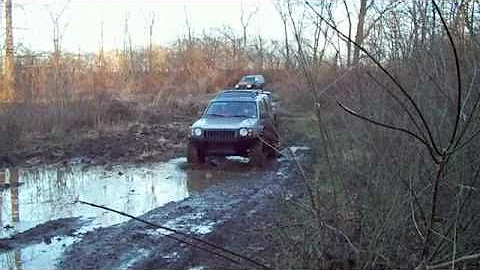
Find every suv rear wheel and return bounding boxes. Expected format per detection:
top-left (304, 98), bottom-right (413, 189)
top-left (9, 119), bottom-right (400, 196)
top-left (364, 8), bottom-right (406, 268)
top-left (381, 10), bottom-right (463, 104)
top-left (187, 142), bottom-right (205, 164)
top-left (249, 141), bottom-right (266, 167)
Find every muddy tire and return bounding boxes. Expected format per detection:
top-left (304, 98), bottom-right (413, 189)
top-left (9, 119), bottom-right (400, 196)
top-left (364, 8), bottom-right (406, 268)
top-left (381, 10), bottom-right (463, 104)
top-left (249, 141), bottom-right (266, 167)
top-left (187, 142), bottom-right (205, 164)
top-left (266, 139), bottom-right (280, 158)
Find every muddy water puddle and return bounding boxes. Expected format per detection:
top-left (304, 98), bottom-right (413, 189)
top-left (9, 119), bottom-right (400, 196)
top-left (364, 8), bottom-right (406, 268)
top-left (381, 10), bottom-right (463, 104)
top-left (0, 157), bottom-right (251, 269)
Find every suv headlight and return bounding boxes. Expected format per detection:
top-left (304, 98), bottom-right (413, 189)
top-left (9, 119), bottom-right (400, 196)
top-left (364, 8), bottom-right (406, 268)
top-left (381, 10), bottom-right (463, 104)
top-left (192, 128), bottom-right (202, 136)
top-left (239, 128), bottom-right (248, 137)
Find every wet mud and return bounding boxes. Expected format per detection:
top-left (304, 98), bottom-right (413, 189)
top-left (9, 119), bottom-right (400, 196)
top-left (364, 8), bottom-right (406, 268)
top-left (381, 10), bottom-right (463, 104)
top-left (0, 135), bottom-right (310, 269)
top-left (59, 149), bottom-right (310, 269)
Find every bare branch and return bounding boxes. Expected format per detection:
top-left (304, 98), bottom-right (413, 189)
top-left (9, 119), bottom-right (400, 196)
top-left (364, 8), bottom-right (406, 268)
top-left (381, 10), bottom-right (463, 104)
top-left (337, 101), bottom-right (441, 164)
top-left (431, 1), bottom-right (463, 150)
top-left (305, 1), bottom-right (444, 157)
top-left (411, 201), bottom-right (426, 241)
top-left (427, 253), bottom-right (480, 270)
top-left (323, 221), bottom-right (360, 255)
top-left (78, 200), bottom-right (271, 269)
top-left (366, 71), bottom-right (428, 144)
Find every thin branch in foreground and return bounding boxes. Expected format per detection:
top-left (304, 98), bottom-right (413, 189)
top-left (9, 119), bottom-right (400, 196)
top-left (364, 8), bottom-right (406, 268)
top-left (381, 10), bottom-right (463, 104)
top-left (452, 91), bottom-right (480, 152)
top-left (322, 221), bottom-right (360, 255)
top-left (77, 200), bottom-right (271, 269)
top-left (431, 0), bottom-right (462, 149)
top-left (411, 201), bottom-right (425, 241)
top-left (454, 127), bottom-right (480, 152)
top-left (365, 71), bottom-right (428, 144)
top-left (337, 101), bottom-right (440, 164)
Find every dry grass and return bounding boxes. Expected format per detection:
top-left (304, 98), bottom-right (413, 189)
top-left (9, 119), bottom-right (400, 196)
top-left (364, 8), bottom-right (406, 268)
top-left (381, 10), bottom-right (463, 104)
top-left (274, 51), bottom-right (480, 268)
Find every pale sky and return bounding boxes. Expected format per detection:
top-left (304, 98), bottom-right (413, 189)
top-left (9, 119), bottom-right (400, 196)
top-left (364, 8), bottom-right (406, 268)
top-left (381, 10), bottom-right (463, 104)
top-left (11, 0), bottom-right (286, 53)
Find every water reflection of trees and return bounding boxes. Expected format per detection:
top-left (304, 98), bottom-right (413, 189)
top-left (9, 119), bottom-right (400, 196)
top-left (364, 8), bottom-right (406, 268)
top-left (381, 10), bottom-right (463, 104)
top-left (0, 170), bottom-right (4, 228)
top-left (186, 169), bottom-right (233, 192)
top-left (10, 168), bottom-right (19, 223)
top-left (0, 168), bottom-right (22, 270)
top-left (0, 168), bottom-right (20, 227)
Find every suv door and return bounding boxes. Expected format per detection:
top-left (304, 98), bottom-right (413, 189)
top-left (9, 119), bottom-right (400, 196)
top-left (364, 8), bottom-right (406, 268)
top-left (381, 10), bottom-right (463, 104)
top-left (259, 99), bottom-right (277, 143)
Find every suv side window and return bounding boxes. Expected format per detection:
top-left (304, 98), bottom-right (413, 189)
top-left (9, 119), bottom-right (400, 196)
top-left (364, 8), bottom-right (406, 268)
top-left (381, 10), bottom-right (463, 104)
top-left (259, 101), bottom-right (267, 119)
top-left (263, 98), bottom-right (272, 112)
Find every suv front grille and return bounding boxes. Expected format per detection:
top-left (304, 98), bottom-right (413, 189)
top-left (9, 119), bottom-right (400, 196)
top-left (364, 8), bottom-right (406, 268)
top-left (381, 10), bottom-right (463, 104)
top-left (204, 130), bottom-right (236, 140)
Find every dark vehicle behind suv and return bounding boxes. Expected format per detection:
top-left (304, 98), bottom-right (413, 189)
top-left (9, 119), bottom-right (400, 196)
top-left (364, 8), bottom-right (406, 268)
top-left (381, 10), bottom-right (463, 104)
top-left (234, 74), bottom-right (265, 89)
top-left (187, 91), bottom-right (278, 166)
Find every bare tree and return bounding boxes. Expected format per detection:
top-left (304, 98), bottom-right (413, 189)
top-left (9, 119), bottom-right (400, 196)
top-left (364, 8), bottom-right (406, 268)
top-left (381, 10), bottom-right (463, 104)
top-left (95, 19), bottom-right (106, 92)
top-left (254, 35), bottom-right (264, 70)
top-left (49, 1), bottom-right (70, 57)
top-left (3, 0), bottom-right (14, 101)
top-left (122, 12), bottom-right (134, 82)
top-left (343, 0), bottom-right (352, 66)
top-left (240, 1), bottom-right (258, 48)
top-left (48, 0), bottom-right (70, 102)
top-left (147, 12), bottom-right (155, 74)
top-left (353, 0), bottom-right (368, 65)
top-left (274, 0), bottom-right (290, 67)
top-left (184, 5), bottom-right (192, 46)
top-left (99, 19), bottom-right (104, 62)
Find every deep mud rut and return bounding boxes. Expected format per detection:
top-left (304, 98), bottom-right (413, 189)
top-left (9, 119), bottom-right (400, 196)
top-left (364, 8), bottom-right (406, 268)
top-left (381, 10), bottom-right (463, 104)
top-left (0, 148), bottom-right (311, 269)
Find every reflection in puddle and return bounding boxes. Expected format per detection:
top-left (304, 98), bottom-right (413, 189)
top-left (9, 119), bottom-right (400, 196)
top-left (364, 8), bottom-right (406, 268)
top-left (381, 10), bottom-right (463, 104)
top-left (0, 237), bottom-right (77, 269)
top-left (0, 158), bottom-right (188, 270)
top-left (186, 168), bottom-right (247, 192)
top-left (186, 156), bottom-right (255, 192)
top-left (0, 156), bottom-right (256, 269)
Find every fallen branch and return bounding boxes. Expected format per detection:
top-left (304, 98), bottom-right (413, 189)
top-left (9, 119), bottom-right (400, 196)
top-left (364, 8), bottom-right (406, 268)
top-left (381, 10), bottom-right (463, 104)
top-left (77, 200), bottom-right (271, 269)
top-left (427, 253), bottom-right (480, 269)
top-left (322, 221), bottom-right (360, 255)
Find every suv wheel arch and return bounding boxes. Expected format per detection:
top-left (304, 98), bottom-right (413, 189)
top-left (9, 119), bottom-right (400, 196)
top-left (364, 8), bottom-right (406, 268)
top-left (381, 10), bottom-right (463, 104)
top-left (187, 142), bottom-right (205, 164)
top-left (249, 140), bottom-right (266, 167)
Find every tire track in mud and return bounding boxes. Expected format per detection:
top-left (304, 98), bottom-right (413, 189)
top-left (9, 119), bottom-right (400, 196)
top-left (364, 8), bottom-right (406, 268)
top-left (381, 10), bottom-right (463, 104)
top-left (59, 149), bottom-right (310, 269)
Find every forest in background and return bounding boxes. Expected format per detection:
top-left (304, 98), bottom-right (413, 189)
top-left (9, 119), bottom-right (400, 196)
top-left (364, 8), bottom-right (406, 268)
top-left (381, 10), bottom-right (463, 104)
top-left (1, 0), bottom-right (480, 268)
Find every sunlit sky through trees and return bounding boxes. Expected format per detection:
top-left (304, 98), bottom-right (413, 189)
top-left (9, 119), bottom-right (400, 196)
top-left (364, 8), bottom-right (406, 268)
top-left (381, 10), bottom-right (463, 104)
top-left (10, 0), bottom-right (287, 53)
top-left (7, 0), bottom-right (357, 54)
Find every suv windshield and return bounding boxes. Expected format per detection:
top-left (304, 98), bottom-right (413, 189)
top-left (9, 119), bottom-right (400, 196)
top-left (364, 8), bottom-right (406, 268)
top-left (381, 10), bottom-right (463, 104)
top-left (205, 101), bottom-right (257, 118)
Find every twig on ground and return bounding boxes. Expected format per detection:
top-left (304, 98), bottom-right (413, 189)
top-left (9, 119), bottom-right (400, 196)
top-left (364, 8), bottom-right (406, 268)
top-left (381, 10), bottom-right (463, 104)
top-left (426, 253), bottom-right (480, 270)
top-left (77, 200), bottom-right (271, 269)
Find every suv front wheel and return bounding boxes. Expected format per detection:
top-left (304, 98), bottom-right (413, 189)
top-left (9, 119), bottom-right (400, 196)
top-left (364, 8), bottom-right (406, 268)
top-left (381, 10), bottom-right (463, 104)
top-left (187, 142), bottom-right (205, 164)
top-left (249, 141), bottom-right (266, 167)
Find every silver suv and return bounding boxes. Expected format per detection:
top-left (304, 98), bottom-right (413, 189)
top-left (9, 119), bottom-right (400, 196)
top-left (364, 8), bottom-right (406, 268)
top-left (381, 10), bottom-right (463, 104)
top-left (214, 89), bottom-right (278, 127)
top-left (234, 74), bottom-right (265, 89)
top-left (187, 90), bottom-right (278, 166)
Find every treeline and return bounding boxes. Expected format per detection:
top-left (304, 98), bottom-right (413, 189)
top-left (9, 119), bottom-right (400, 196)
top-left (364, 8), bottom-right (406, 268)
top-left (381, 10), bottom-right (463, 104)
top-left (5, 31), bottom-right (289, 103)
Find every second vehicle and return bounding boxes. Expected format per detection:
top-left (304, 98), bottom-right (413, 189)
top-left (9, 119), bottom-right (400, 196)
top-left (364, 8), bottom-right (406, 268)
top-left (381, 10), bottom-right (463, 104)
top-left (234, 74), bottom-right (265, 89)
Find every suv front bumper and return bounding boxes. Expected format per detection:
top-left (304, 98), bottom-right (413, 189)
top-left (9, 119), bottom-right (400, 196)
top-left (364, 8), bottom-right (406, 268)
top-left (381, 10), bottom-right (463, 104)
top-left (189, 136), bottom-right (259, 156)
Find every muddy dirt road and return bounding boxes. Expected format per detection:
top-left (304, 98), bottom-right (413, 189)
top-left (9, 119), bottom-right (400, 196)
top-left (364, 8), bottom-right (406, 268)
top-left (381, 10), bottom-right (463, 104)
top-left (0, 146), bottom-right (310, 269)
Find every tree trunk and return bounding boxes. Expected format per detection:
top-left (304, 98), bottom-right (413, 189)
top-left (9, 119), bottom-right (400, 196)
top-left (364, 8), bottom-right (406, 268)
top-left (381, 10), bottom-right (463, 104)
top-left (343, 0), bottom-right (352, 66)
top-left (3, 0), bottom-right (15, 101)
top-left (284, 21), bottom-right (289, 67)
top-left (148, 16), bottom-right (154, 74)
top-left (353, 0), bottom-right (368, 65)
